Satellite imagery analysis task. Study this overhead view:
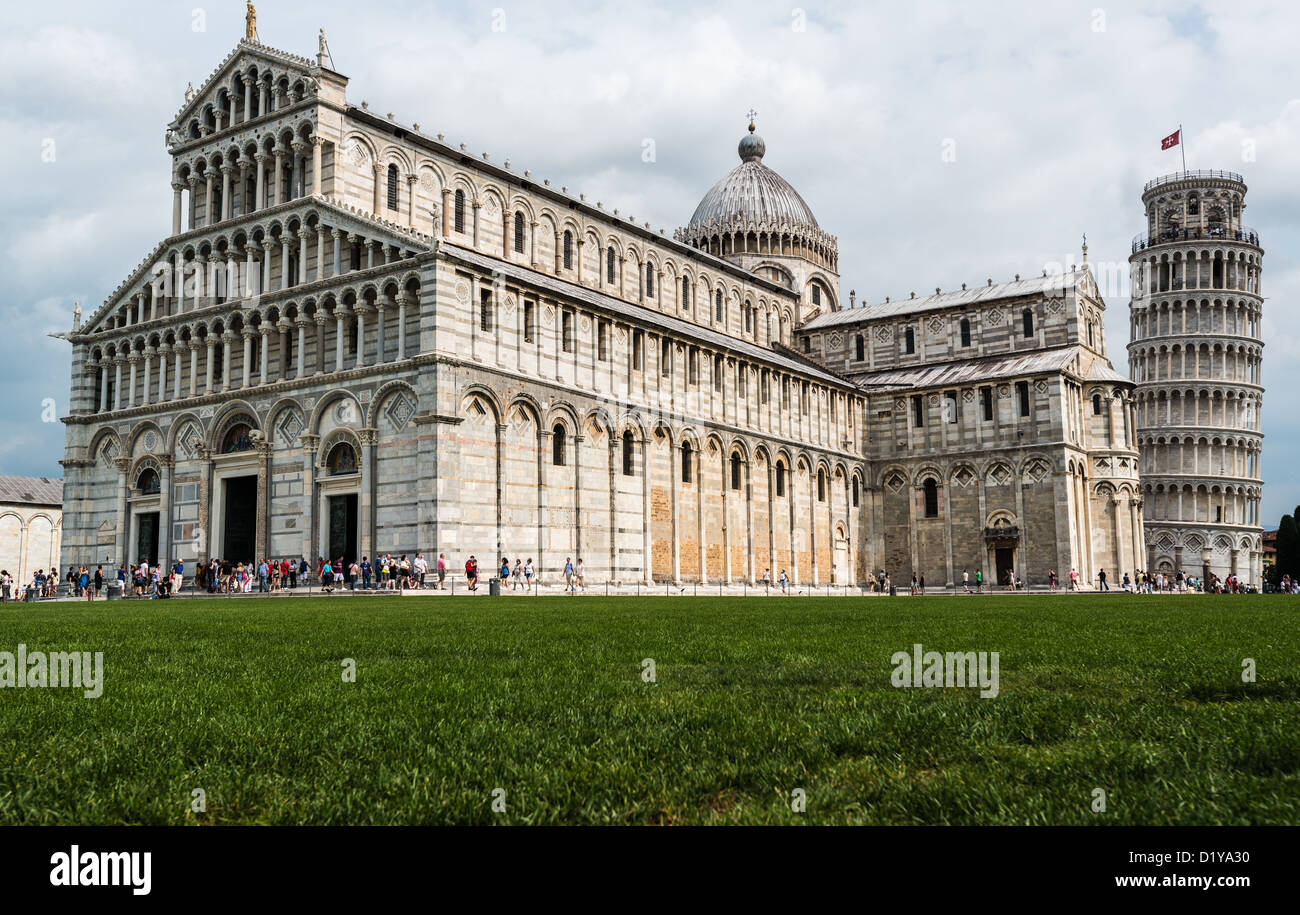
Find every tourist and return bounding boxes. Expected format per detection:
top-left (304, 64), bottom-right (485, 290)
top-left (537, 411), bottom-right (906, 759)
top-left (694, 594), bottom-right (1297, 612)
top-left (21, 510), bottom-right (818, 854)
top-left (1098, 568), bottom-right (1109, 591)
top-left (361, 556), bottom-right (371, 590)
top-left (524, 558), bottom-right (534, 590)
top-left (414, 553), bottom-right (427, 589)
top-left (575, 558), bottom-right (586, 592)
top-left (322, 558), bottom-right (334, 594)
top-left (437, 553), bottom-right (447, 589)
top-left (762, 568), bottom-right (771, 593)
top-left (563, 557), bottom-right (574, 592)
top-left (1048, 568), bottom-right (1057, 591)
top-left (778, 569), bottom-right (789, 594)
top-left (511, 559), bottom-right (523, 590)
top-left (334, 561), bottom-right (345, 592)
top-left (466, 555), bottom-right (478, 591)
top-left (974, 569), bottom-right (982, 593)
top-left (962, 569), bottom-right (970, 593)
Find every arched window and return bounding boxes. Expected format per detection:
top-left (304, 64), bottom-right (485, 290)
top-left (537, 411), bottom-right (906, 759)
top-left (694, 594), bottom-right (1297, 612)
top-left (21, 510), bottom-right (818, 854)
top-left (607, 247), bottom-right (616, 284)
top-left (453, 189), bottom-right (466, 233)
top-left (513, 212), bottom-right (525, 254)
top-left (220, 421), bottom-right (253, 453)
top-left (1022, 308), bottom-right (1034, 338)
top-left (851, 478), bottom-right (860, 507)
top-left (731, 454), bottom-right (742, 491)
top-left (812, 284), bottom-right (821, 307)
top-left (817, 469), bottom-right (826, 502)
top-left (552, 425), bottom-right (566, 466)
top-left (904, 327), bottom-right (915, 354)
top-left (680, 441), bottom-right (693, 483)
top-left (854, 334), bottom-right (865, 361)
top-left (960, 318), bottom-right (971, 347)
top-left (562, 231), bottom-right (573, 269)
top-left (775, 462), bottom-right (786, 497)
top-left (681, 276), bottom-right (691, 311)
top-left (137, 468), bottom-right (160, 495)
top-left (715, 289), bottom-right (723, 322)
top-left (646, 264), bottom-right (654, 298)
top-left (923, 478), bottom-right (938, 517)
top-left (1092, 393), bottom-right (1102, 415)
top-left (326, 441), bottom-right (358, 475)
top-left (386, 164), bottom-right (399, 211)
top-left (622, 430), bottom-right (635, 476)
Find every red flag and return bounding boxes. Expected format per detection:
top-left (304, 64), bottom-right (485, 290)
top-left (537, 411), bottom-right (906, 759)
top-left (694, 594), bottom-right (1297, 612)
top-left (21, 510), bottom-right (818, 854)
top-left (1161, 129), bottom-right (1180, 150)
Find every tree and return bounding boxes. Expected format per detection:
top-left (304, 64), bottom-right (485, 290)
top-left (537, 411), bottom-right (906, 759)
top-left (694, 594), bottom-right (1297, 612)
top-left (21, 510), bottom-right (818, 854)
top-left (1275, 514), bottom-right (1299, 582)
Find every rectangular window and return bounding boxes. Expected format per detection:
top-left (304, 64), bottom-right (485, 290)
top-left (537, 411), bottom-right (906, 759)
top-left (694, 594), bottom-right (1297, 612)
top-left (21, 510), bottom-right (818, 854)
top-left (738, 364), bottom-right (748, 398)
top-left (632, 330), bottom-right (643, 371)
top-left (1017, 381), bottom-right (1031, 417)
top-left (713, 354), bottom-right (724, 388)
top-left (479, 289), bottom-right (492, 332)
top-left (688, 347), bottom-right (699, 385)
top-left (760, 371), bottom-right (769, 405)
top-left (981, 386), bottom-right (993, 421)
top-left (782, 376), bottom-right (790, 408)
top-left (946, 392), bottom-right (958, 424)
top-left (562, 311), bottom-right (573, 352)
top-left (523, 301), bottom-right (535, 343)
top-left (912, 394), bottom-right (925, 428)
top-left (661, 339), bottom-right (672, 377)
top-left (596, 320), bottom-right (609, 361)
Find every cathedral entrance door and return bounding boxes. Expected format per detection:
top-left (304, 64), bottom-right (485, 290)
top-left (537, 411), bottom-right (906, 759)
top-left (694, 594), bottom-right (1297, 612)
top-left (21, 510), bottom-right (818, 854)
top-left (995, 546), bottom-right (1016, 588)
top-left (135, 512), bottom-right (159, 567)
top-left (222, 475), bottom-right (258, 562)
top-left (327, 494), bottom-right (358, 568)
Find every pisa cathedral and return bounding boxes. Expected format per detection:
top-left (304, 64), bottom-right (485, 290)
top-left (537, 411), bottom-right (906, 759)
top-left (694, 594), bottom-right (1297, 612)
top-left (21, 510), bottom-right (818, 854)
top-left (60, 19), bottom-right (1244, 590)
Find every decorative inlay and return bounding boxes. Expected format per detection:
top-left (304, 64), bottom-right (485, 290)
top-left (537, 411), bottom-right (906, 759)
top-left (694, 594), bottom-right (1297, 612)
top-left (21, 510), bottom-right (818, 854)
top-left (384, 392), bottom-right (415, 432)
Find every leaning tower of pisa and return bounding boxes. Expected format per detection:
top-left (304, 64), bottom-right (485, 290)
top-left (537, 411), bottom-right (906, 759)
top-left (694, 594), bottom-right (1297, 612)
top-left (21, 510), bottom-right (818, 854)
top-left (1128, 170), bottom-right (1265, 585)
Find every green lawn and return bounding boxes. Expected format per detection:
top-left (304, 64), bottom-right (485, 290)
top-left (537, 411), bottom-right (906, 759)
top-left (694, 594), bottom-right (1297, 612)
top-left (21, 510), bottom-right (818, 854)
top-left (0, 593), bottom-right (1296, 825)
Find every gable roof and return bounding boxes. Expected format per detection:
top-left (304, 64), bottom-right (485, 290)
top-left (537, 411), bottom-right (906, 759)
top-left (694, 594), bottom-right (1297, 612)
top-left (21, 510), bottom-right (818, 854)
top-left (168, 38), bottom-right (324, 131)
top-left (0, 476), bottom-right (63, 507)
top-left (802, 269), bottom-right (1091, 329)
top-left (849, 344), bottom-right (1128, 392)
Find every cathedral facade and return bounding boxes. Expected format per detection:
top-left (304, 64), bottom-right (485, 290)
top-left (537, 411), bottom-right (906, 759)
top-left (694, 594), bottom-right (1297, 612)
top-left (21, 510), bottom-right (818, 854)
top-left (57, 28), bottom-right (1145, 589)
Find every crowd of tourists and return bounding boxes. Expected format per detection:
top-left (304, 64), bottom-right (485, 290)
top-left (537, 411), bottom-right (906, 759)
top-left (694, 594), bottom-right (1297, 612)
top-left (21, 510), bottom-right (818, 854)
top-left (2, 555), bottom-right (1281, 600)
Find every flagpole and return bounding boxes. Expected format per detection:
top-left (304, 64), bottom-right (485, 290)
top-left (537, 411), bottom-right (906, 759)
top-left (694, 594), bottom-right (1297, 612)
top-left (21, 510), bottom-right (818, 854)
top-left (1180, 123), bottom-right (1186, 172)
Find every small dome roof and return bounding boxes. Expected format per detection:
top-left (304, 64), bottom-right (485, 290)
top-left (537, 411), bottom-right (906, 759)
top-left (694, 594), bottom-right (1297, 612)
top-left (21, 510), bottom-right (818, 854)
top-left (685, 124), bottom-right (820, 234)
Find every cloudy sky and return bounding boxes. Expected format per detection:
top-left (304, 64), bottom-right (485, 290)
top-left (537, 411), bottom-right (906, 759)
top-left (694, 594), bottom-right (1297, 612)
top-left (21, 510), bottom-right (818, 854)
top-left (2, 0), bottom-right (1296, 524)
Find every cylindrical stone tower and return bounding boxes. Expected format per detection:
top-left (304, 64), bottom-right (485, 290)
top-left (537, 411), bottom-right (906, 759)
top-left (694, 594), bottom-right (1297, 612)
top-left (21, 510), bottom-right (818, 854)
top-left (1128, 170), bottom-right (1264, 586)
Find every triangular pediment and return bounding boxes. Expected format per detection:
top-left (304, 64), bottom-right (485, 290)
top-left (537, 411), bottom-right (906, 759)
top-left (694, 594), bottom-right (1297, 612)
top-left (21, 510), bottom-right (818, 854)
top-left (167, 39), bottom-right (323, 145)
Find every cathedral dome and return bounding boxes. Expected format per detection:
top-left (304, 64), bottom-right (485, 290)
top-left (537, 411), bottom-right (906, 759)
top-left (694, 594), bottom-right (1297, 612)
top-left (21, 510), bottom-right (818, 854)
top-left (676, 121), bottom-right (836, 275)
top-left (685, 124), bottom-right (820, 234)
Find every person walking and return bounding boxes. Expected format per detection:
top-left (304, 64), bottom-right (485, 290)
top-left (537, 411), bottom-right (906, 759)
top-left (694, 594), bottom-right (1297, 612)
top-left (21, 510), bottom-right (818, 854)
top-left (563, 557), bottom-right (574, 592)
top-left (575, 558), bottom-right (586, 593)
top-left (524, 558), bottom-right (535, 591)
top-left (778, 569), bottom-right (788, 594)
top-left (437, 553), bottom-right (447, 589)
top-left (1098, 568), bottom-right (1109, 591)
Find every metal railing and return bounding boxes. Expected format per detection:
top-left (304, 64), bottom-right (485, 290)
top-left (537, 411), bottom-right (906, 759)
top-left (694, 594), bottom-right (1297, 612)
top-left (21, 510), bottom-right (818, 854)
top-left (1132, 225), bottom-right (1259, 253)
top-left (1143, 170), bottom-right (1245, 193)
